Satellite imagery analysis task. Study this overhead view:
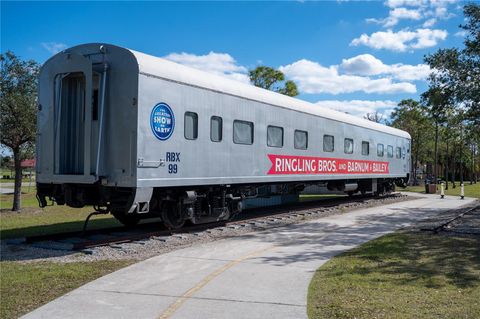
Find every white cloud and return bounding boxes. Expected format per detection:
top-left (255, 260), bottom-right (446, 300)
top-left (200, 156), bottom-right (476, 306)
top-left (392, 7), bottom-right (422, 20)
top-left (385, 0), bottom-right (427, 8)
top-left (340, 54), bottom-right (431, 81)
top-left (315, 99), bottom-right (398, 117)
top-left (369, 0), bottom-right (457, 29)
top-left (350, 30), bottom-right (410, 51)
top-left (350, 28), bottom-right (447, 51)
top-left (41, 42), bottom-right (67, 54)
top-left (428, 4), bottom-right (456, 20)
top-left (455, 30), bottom-right (467, 37)
top-left (340, 54), bottom-right (388, 76)
top-left (370, 7), bottom-right (422, 27)
top-left (163, 52), bottom-right (425, 96)
top-left (163, 51), bottom-right (250, 84)
top-left (410, 28), bottom-right (448, 48)
top-left (388, 63), bottom-right (431, 81)
top-left (422, 18), bottom-right (436, 27)
top-left (386, 0), bottom-right (457, 11)
top-left (279, 59), bottom-right (416, 95)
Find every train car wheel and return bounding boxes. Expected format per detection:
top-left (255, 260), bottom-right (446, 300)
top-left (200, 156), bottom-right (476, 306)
top-left (112, 212), bottom-right (141, 227)
top-left (161, 201), bottom-right (185, 230)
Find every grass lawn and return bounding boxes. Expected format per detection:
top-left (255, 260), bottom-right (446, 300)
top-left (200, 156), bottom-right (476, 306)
top-left (0, 260), bottom-right (134, 319)
top-left (0, 188), bottom-right (138, 319)
top-left (1, 186), bottom-right (42, 208)
top-left (0, 187), bottom-right (122, 239)
top-left (0, 167), bottom-right (32, 183)
top-left (403, 181), bottom-right (480, 199)
top-left (308, 231), bottom-right (480, 319)
top-left (0, 168), bottom-right (14, 182)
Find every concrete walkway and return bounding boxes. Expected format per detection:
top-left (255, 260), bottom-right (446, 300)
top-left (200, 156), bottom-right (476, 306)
top-left (0, 182), bottom-right (34, 194)
top-left (23, 194), bottom-right (476, 319)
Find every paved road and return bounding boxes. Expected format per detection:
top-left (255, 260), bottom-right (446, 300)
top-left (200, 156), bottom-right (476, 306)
top-left (23, 194), bottom-right (476, 319)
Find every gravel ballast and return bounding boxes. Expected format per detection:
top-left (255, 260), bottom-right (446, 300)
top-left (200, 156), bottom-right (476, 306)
top-left (2, 194), bottom-right (420, 264)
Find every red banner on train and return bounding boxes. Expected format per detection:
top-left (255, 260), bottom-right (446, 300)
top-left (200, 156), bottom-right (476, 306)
top-left (267, 154), bottom-right (389, 175)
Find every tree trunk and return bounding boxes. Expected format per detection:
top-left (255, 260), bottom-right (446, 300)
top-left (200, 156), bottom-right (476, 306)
top-left (460, 147), bottom-right (464, 185)
top-left (413, 152), bottom-right (418, 185)
top-left (12, 148), bottom-right (22, 211)
top-left (445, 143), bottom-right (449, 190)
top-left (452, 143), bottom-right (456, 188)
top-left (414, 136), bottom-right (420, 186)
top-left (434, 121), bottom-right (439, 184)
top-left (471, 144), bottom-right (474, 185)
top-left (475, 144), bottom-right (478, 184)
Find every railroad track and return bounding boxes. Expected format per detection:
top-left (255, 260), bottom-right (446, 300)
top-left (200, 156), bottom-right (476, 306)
top-left (421, 204), bottom-right (480, 235)
top-left (12, 193), bottom-right (409, 252)
top-left (23, 221), bottom-right (226, 251)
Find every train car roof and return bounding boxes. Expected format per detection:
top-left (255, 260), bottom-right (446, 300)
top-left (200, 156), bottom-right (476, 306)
top-left (130, 49), bottom-right (411, 139)
top-left (60, 43), bottom-right (410, 139)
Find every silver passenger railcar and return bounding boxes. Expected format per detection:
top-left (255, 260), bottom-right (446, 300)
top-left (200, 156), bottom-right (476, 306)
top-left (36, 43), bottom-right (411, 228)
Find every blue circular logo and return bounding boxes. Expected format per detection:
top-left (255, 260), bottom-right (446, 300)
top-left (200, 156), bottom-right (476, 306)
top-left (150, 102), bottom-right (175, 140)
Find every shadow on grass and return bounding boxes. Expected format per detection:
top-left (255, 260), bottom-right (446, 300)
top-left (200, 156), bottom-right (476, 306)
top-left (0, 217), bottom-right (122, 240)
top-left (340, 231), bottom-right (480, 289)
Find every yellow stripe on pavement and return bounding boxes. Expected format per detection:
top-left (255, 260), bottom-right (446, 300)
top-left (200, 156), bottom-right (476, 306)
top-left (158, 245), bottom-right (274, 319)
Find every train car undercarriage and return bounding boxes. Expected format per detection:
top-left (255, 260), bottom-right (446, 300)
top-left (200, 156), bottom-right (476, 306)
top-left (37, 177), bottom-right (407, 230)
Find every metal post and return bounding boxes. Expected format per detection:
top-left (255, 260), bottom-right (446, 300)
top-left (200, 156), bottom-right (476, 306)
top-left (460, 183), bottom-right (464, 200)
top-left (440, 182), bottom-right (444, 199)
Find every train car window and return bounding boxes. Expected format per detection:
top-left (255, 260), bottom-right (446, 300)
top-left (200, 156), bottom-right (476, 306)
top-left (396, 147), bottom-right (402, 159)
top-left (344, 138), bottom-right (354, 154)
top-left (362, 141), bottom-right (369, 155)
top-left (210, 116), bottom-right (222, 142)
top-left (233, 120), bottom-right (254, 145)
top-left (387, 145), bottom-right (393, 158)
top-left (184, 112), bottom-right (198, 140)
top-left (377, 144), bottom-right (384, 157)
top-left (267, 125), bottom-right (283, 147)
top-left (323, 135), bottom-right (334, 152)
top-left (294, 130), bottom-right (308, 150)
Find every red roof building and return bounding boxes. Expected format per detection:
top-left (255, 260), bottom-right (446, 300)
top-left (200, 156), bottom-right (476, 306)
top-left (21, 159), bottom-right (36, 168)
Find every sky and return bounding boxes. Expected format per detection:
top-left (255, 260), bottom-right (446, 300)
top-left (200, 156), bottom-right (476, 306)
top-left (1, 0), bottom-right (468, 119)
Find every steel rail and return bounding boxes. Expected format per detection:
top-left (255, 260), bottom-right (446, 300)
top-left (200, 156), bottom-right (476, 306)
top-left (22, 193), bottom-right (407, 251)
top-left (421, 204), bottom-right (480, 233)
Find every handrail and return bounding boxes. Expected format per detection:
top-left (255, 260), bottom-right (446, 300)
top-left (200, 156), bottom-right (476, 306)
top-left (95, 63), bottom-right (108, 178)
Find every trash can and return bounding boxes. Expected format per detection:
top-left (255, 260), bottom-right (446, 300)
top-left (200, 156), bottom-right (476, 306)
top-left (428, 184), bottom-right (437, 194)
top-left (424, 179), bottom-right (430, 193)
